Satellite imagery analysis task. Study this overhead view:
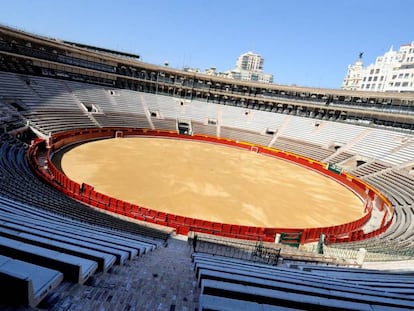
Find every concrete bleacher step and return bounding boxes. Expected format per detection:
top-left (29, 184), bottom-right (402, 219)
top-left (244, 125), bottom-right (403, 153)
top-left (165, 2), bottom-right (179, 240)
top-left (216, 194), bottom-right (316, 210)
top-left (0, 226), bottom-right (117, 272)
top-left (199, 293), bottom-right (301, 311)
top-left (0, 209), bottom-right (144, 259)
top-left (0, 217), bottom-right (130, 265)
top-left (0, 198), bottom-right (158, 254)
top-left (0, 235), bottom-right (97, 284)
top-left (200, 279), bottom-right (404, 311)
top-left (194, 252), bottom-right (414, 310)
top-left (0, 255), bottom-right (63, 307)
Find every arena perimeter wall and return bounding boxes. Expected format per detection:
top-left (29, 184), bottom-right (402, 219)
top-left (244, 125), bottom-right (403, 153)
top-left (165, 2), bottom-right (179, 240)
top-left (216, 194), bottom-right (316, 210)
top-left (28, 128), bottom-right (394, 244)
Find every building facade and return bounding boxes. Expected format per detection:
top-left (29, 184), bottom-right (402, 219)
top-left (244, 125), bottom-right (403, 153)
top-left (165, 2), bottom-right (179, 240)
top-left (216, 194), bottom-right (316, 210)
top-left (342, 42), bottom-right (414, 92)
top-left (226, 52), bottom-right (274, 84)
top-left (341, 54), bottom-right (364, 91)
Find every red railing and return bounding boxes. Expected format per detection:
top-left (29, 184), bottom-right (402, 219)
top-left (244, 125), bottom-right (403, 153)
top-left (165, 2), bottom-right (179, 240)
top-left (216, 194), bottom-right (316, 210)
top-left (28, 128), bottom-right (393, 244)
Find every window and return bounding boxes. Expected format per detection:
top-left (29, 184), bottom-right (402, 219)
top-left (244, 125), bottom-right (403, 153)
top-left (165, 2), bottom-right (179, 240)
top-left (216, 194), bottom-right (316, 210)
top-left (395, 82), bottom-right (401, 87)
top-left (392, 75), bottom-right (397, 79)
top-left (368, 77), bottom-right (372, 81)
top-left (402, 82), bottom-right (409, 87)
top-left (373, 76), bottom-right (378, 81)
top-left (380, 76), bottom-right (384, 81)
top-left (375, 69), bottom-right (380, 74)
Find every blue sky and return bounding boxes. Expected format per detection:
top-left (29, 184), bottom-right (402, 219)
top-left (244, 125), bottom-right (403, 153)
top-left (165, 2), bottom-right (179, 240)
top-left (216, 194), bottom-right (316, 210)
top-left (1, 0), bottom-right (413, 89)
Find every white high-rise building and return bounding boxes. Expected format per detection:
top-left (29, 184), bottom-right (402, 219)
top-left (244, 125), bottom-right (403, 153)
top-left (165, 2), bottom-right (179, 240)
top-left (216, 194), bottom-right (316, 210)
top-left (236, 52), bottom-right (264, 72)
top-left (226, 52), bottom-right (273, 83)
top-left (342, 42), bottom-right (414, 92)
top-left (385, 43), bottom-right (414, 92)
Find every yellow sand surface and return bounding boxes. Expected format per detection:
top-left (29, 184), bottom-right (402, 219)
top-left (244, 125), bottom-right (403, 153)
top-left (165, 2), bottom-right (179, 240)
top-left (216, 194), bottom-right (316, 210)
top-left (61, 137), bottom-right (364, 228)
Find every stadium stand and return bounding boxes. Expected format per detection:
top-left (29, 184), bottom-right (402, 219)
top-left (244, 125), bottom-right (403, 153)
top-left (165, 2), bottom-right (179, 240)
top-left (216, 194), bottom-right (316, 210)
top-left (193, 252), bottom-right (414, 310)
top-left (1, 24), bottom-right (414, 309)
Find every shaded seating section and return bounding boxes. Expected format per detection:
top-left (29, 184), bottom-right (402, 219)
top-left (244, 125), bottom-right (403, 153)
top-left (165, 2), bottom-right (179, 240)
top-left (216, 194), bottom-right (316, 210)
top-left (24, 108), bottom-right (96, 133)
top-left (67, 81), bottom-right (151, 128)
top-left (0, 101), bottom-right (27, 133)
top-left (193, 252), bottom-right (414, 311)
top-left (0, 254), bottom-right (63, 307)
top-left (0, 72), bottom-right (42, 107)
top-left (18, 76), bottom-right (97, 133)
top-left (0, 72), bottom-right (96, 134)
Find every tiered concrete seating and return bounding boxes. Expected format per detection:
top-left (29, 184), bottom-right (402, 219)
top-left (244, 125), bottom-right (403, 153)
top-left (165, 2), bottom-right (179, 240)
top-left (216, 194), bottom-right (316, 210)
top-left (324, 151), bottom-right (355, 164)
top-left (220, 104), bottom-right (286, 134)
top-left (280, 119), bottom-right (368, 147)
top-left (220, 127), bottom-right (273, 146)
top-left (192, 121), bottom-right (217, 136)
top-left (151, 118), bottom-right (177, 131)
top-left (67, 81), bottom-right (114, 111)
top-left (348, 129), bottom-right (406, 160)
top-left (0, 235), bottom-right (97, 284)
top-left (177, 100), bottom-right (219, 123)
top-left (194, 252), bottom-right (414, 310)
top-left (271, 136), bottom-right (334, 161)
top-left (350, 161), bottom-right (391, 177)
top-left (0, 72), bottom-right (42, 107)
top-left (93, 112), bottom-right (150, 128)
top-left (0, 255), bottom-right (63, 307)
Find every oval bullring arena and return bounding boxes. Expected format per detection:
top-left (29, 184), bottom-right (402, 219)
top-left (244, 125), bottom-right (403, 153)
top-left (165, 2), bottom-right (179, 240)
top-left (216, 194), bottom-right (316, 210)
top-left (61, 136), bottom-right (364, 228)
top-left (1, 23), bottom-right (414, 311)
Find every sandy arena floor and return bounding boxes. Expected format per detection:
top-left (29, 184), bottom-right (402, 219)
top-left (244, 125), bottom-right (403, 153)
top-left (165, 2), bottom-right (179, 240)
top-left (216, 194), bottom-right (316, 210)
top-left (61, 137), bottom-right (365, 228)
